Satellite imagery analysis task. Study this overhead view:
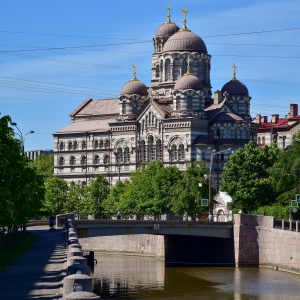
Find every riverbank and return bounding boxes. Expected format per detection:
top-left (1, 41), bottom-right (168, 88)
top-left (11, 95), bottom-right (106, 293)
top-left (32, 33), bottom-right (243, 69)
top-left (0, 226), bottom-right (66, 299)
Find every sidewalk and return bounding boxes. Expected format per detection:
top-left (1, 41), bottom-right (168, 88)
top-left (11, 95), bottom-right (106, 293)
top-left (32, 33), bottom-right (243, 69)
top-left (0, 226), bottom-right (66, 300)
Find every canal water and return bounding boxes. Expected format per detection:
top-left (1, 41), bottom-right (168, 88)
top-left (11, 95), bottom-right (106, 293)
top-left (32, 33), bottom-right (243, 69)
top-left (93, 254), bottom-right (300, 300)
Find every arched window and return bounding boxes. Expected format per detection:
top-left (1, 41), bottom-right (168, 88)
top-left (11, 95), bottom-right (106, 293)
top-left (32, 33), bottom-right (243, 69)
top-left (116, 147), bottom-right (123, 163)
top-left (58, 156), bottom-right (64, 166)
top-left (100, 140), bottom-right (104, 149)
top-left (148, 136), bottom-right (155, 161)
top-left (155, 64), bottom-right (159, 78)
top-left (93, 155), bottom-right (100, 164)
top-left (59, 142), bottom-right (65, 151)
top-left (176, 98), bottom-right (181, 110)
top-left (124, 147), bottom-right (130, 163)
top-left (82, 140), bottom-right (86, 150)
top-left (178, 144), bottom-right (185, 160)
top-left (187, 96), bottom-right (193, 109)
top-left (73, 141), bottom-right (78, 150)
top-left (68, 141), bottom-right (73, 150)
top-left (165, 59), bottom-right (171, 80)
top-left (258, 137), bottom-right (261, 144)
top-left (94, 140), bottom-right (99, 149)
top-left (80, 155), bottom-right (86, 165)
top-left (122, 101), bottom-right (126, 115)
top-left (105, 139), bottom-right (109, 149)
top-left (171, 144), bottom-right (177, 161)
top-left (139, 140), bottom-right (146, 162)
top-left (70, 156), bottom-right (76, 165)
top-left (262, 136), bottom-right (265, 145)
top-left (103, 154), bottom-right (109, 164)
top-left (156, 139), bottom-right (162, 161)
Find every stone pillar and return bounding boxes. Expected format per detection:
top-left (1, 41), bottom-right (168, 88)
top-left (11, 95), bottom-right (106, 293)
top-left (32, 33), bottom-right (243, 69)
top-left (63, 274), bottom-right (93, 298)
top-left (65, 291), bottom-right (100, 299)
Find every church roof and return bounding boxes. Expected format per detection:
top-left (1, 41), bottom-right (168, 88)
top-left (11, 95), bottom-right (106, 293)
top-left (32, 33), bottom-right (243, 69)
top-left (174, 73), bottom-right (202, 90)
top-left (162, 31), bottom-right (207, 53)
top-left (120, 79), bottom-right (148, 97)
top-left (212, 112), bottom-right (244, 122)
top-left (155, 22), bottom-right (179, 37)
top-left (55, 118), bottom-right (115, 134)
top-left (70, 98), bottom-right (119, 117)
top-left (221, 79), bottom-right (249, 96)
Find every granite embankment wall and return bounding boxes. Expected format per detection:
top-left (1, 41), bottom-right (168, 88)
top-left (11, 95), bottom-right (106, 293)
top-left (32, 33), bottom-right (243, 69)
top-left (234, 214), bottom-right (300, 273)
top-left (79, 234), bottom-right (165, 258)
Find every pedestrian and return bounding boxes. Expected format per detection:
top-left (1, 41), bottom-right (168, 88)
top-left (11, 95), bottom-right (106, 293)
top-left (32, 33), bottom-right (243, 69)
top-left (117, 211), bottom-right (121, 220)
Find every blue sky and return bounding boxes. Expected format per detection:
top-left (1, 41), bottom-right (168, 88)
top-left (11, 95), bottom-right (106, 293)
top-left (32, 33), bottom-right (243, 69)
top-left (0, 0), bottom-right (299, 151)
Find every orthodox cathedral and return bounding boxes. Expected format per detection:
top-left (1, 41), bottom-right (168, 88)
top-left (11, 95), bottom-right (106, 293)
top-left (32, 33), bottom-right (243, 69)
top-left (53, 7), bottom-right (259, 186)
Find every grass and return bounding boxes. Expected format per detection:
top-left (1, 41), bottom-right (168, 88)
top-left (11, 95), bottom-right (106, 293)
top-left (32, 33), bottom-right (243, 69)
top-left (0, 232), bottom-right (38, 272)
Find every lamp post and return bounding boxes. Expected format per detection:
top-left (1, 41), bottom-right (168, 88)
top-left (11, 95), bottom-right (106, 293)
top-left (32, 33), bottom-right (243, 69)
top-left (11, 122), bottom-right (34, 154)
top-left (205, 148), bottom-right (231, 218)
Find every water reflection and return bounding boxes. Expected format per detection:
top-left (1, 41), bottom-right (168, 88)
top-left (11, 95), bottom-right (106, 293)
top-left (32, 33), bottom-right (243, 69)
top-left (93, 254), bottom-right (300, 300)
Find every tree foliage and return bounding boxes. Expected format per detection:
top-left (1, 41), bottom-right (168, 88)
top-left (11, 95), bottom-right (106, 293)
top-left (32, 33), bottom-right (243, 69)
top-left (30, 154), bottom-right (54, 178)
top-left (221, 141), bottom-right (280, 213)
top-left (0, 115), bottom-right (44, 228)
top-left (170, 161), bottom-right (209, 219)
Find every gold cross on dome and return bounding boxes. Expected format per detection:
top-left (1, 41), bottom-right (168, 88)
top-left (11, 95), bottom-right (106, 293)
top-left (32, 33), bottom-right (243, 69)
top-left (181, 7), bottom-right (189, 31)
top-left (166, 6), bottom-right (172, 23)
top-left (232, 63), bottom-right (237, 81)
top-left (132, 64), bottom-right (138, 81)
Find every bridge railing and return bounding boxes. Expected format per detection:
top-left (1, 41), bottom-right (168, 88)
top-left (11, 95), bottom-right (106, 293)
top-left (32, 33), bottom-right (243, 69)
top-left (274, 218), bottom-right (299, 232)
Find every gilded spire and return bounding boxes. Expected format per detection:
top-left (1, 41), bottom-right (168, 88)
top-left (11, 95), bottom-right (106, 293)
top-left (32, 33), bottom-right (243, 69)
top-left (180, 6), bottom-right (191, 32)
top-left (184, 56), bottom-right (192, 75)
top-left (232, 63), bottom-right (237, 81)
top-left (131, 64), bottom-right (138, 81)
top-left (165, 6), bottom-right (172, 24)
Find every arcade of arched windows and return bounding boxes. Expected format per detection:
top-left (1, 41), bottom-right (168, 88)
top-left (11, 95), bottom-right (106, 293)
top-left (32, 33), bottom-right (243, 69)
top-left (115, 147), bottom-right (131, 164)
top-left (138, 137), bottom-right (163, 162)
top-left (211, 124), bottom-right (251, 140)
top-left (170, 143), bottom-right (185, 161)
top-left (140, 112), bottom-right (161, 133)
top-left (93, 139), bottom-right (110, 149)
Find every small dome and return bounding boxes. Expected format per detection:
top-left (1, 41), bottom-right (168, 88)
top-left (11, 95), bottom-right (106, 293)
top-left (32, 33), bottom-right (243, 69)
top-left (221, 80), bottom-right (249, 96)
top-left (174, 74), bottom-right (202, 91)
top-left (120, 80), bottom-right (148, 97)
top-left (163, 31), bottom-right (207, 53)
top-left (155, 22), bottom-right (180, 37)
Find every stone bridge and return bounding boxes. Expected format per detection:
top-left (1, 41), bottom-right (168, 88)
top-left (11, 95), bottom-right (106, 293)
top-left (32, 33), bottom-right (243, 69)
top-left (74, 219), bottom-right (233, 239)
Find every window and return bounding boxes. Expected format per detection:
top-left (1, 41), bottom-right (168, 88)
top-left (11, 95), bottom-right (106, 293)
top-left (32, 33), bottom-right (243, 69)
top-left (105, 139), bottom-right (109, 149)
top-left (178, 144), bottom-right (185, 160)
top-left (171, 144), bottom-right (177, 161)
top-left (68, 141), bottom-right (73, 150)
top-left (58, 156), bottom-right (64, 166)
top-left (103, 154), bottom-right (109, 164)
top-left (201, 151), bottom-right (205, 161)
top-left (94, 140), bottom-right (99, 149)
top-left (59, 142), bottom-right (64, 151)
top-left (116, 147), bottom-right (123, 163)
top-left (165, 59), bottom-right (171, 80)
top-left (100, 140), bottom-right (104, 149)
top-left (82, 140), bottom-right (86, 150)
top-left (148, 136), bottom-right (155, 161)
top-left (156, 139), bottom-right (162, 161)
top-left (139, 140), bottom-right (146, 162)
top-left (73, 141), bottom-right (78, 150)
top-left (93, 155), bottom-right (100, 164)
top-left (187, 96), bottom-right (193, 109)
top-left (122, 101), bottom-right (126, 115)
top-left (70, 156), bottom-right (76, 165)
top-left (155, 64), bottom-right (159, 78)
top-left (80, 155), bottom-right (86, 165)
top-left (176, 98), bottom-right (181, 110)
top-left (124, 147), bottom-right (130, 163)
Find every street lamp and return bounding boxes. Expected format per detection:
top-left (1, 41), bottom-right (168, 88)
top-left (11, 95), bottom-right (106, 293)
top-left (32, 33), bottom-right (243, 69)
top-left (205, 148), bottom-right (231, 218)
top-left (11, 122), bottom-right (34, 154)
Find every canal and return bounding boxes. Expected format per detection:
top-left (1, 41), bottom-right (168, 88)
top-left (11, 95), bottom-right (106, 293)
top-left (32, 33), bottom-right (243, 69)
top-left (92, 254), bottom-right (300, 299)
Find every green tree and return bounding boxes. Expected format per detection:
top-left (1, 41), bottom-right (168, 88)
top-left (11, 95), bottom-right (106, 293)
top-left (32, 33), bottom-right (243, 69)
top-left (170, 161), bottom-right (209, 219)
top-left (221, 141), bottom-right (279, 213)
top-left (30, 154), bottom-right (54, 178)
top-left (68, 181), bottom-right (87, 219)
top-left (118, 161), bottom-right (182, 214)
top-left (102, 180), bottom-right (126, 214)
top-left (269, 133), bottom-right (300, 210)
top-left (44, 176), bottom-right (69, 216)
top-left (83, 174), bottom-right (110, 217)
